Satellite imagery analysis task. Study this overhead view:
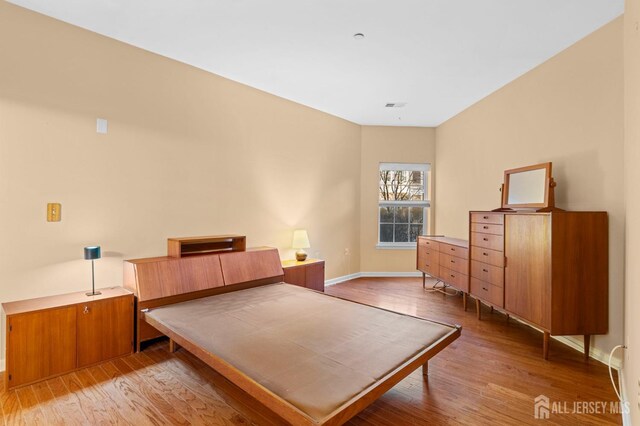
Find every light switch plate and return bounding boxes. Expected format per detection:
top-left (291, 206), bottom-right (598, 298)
top-left (96, 118), bottom-right (108, 134)
top-left (47, 203), bottom-right (61, 222)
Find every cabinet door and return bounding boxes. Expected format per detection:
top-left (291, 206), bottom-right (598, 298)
top-left (504, 214), bottom-right (552, 329)
top-left (305, 262), bottom-right (325, 292)
top-left (77, 296), bottom-right (133, 367)
top-left (7, 307), bottom-right (76, 388)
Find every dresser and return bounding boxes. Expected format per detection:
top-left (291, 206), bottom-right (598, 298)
top-left (282, 258), bottom-right (325, 292)
top-left (2, 287), bottom-right (134, 389)
top-left (417, 236), bottom-right (470, 309)
top-left (469, 211), bottom-right (608, 359)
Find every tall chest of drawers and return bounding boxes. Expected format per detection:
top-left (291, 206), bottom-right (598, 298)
top-left (417, 236), bottom-right (469, 309)
top-left (468, 210), bottom-right (608, 360)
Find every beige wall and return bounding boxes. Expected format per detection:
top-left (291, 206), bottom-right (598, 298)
top-left (359, 126), bottom-right (436, 272)
top-left (435, 18), bottom-right (624, 358)
top-left (624, 0), bottom-right (640, 421)
top-left (0, 2), bottom-right (362, 360)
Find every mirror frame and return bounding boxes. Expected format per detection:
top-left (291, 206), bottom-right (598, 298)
top-left (501, 162), bottom-right (553, 210)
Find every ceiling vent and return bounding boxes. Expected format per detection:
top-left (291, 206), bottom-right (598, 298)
top-left (385, 102), bottom-right (406, 108)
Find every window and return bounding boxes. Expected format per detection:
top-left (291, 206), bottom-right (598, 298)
top-left (378, 163), bottom-right (430, 248)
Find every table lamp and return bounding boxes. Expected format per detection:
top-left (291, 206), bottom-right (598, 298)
top-left (84, 246), bottom-right (102, 296)
top-left (292, 230), bottom-right (310, 261)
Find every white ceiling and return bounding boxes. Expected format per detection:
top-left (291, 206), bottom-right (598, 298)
top-left (9, 0), bottom-right (623, 126)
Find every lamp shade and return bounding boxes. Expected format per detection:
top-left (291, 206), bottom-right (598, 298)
top-left (292, 230), bottom-right (310, 249)
top-left (84, 246), bottom-right (101, 260)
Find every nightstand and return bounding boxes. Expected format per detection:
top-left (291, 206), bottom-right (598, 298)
top-left (2, 286), bottom-right (133, 389)
top-left (281, 258), bottom-right (325, 292)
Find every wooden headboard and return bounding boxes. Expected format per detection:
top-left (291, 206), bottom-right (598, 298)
top-left (124, 247), bottom-right (284, 351)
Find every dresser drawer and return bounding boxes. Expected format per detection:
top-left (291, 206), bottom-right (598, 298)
top-left (471, 232), bottom-right (504, 251)
top-left (440, 253), bottom-right (469, 275)
top-left (439, 243), bottom-right (469, 260)
top-left (471, 247), bottom-right (505, 267)
top-left (471, 222), bottom-right (504, 235)
top-left (417, 252), bottom-right (440, 274)
top-left (470, 260), bottom-right (504, 287)
top-left (470, 213), bottom-right (504, 225)
top-left (418, 238), bottom-right (440, 251)
top-left (439, 266), bottom-right (469, 292)
top-left (424, 263), bottom-right (440, 278)
top-left (470, 277), bottom-right (504, 308)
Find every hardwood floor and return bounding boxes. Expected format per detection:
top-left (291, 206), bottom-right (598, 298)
top-left (0, 277), bottom-right (622, 425)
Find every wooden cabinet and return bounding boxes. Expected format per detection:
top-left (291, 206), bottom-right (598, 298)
top-left (469, 211), bottom-right (608, 359)
top-left (3, 287), bottom-right (133, 389)
top-left (282, 259), bottom-right (325, 292)
top-left (77, 296), bottom-right (134, 368)
top-left (416, 236), bottom-right (469, 309)
top-left (6, 307), bottom-right (76, 388)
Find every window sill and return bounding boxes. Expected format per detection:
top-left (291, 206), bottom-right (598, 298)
top-left (376, 244), bottom-right (417, 250)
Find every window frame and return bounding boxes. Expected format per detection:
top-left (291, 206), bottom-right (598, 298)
top-left (377, 162), bottom-right (431, 249)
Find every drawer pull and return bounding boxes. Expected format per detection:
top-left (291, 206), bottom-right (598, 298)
top-left (450, 260), bottom-right (455, 263)
top-left (482, 287), bottom-right (488, 291)
top-left (426, 264), bottom-right (430, 267)
top-left (482, 268), bottom-right (488, 272)
top-left (483, 225), bottom-right (489, 229)
top-left (83, 306), bottom-right (90, 314)
top-left (450, 274), bottom-right (455, 278)
top-left (450, 248), bottom-right (455, 251)
top-left (483, 237), bottom-right (489, 241)
top-left (483, 252), bottom-right (488, 256)
top-left (483, 216), bottom-right (489, 219)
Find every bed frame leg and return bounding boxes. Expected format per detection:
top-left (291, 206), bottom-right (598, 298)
top-left (422, 362), bottom-right (429, 378)
top-left (169, 339), bottom-right (179, 353)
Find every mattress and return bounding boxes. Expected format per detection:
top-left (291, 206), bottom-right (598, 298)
top-left (145, 283), bottom-right (458, 423)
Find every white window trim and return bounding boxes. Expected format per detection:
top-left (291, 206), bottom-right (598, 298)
top-left (377, 163), bottom-right (431, 249)
top-left (379, 162), bottom-right (431, 172)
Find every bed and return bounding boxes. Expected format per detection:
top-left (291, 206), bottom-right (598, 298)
top-left (125, 247), bottom-right (461, 425)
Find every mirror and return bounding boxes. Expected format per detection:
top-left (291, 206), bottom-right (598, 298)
top-left (502, 162), bottom-right (553, 210)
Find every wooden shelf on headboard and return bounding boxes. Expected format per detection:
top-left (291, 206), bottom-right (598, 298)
top-left (167, 235), bottom-right (246, 258)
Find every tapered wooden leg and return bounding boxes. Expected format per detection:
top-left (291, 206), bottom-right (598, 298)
top-left (506, 314), bottom-right (510, 322)
top-left (584, 335), bottom-right (591, 361)
top-left (476, 299), bottom-right (481, 320)
top-left (490, 306), bottom-right (494, 313)
top-left (422, 362), bottom-right (429, 377)
top-left (543, 332), bottom-right (550, 360)
top-left (463, 293), bottom-right (467, 311)
top-left (422, 272), bottom-right (426, 289)
top-left (169, 339), bottom-right (179, 353)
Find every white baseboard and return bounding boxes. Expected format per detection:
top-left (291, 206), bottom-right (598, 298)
top-left (325, 273), bottom-right (362, 286)
top-left (552, 335), bottom-right (622, 369)
top-left (0, 358), bottom-right (4, 373)
top-left (359, 271), bottom-right (423, 278)
top-left (619, 369), bottom-right (632, 425)
top-left (325, 271), bottom-right (422, 287)
top-left (507, 316), bottom-right (622, 368)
